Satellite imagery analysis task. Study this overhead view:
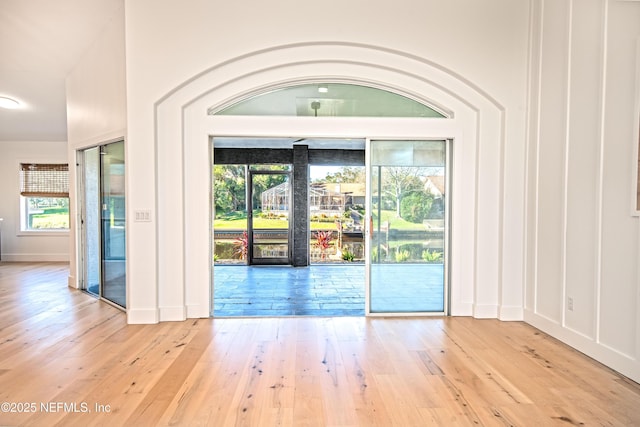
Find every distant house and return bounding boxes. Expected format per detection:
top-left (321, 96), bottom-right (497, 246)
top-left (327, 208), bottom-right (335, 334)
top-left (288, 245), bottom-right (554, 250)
top-left (315, 183), bottom-right (366, 206)
top-left (424, 176), bottom-right (445, 198)
top-left (423, 176), bottom-right (445, 228)
top-left (261, 182), bottom-right (365, 216)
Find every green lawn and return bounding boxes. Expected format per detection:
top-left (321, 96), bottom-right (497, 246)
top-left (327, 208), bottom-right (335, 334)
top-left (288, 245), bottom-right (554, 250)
top-left (214, 217), bottom-right (288, 229)
top-left (373, 210), bottom-right (424, 230)
top-left (214, 210), bottom-right (425, 231)
top-left (30, 213), bottom-right (69, 229)
top-left (213, 217), bottom-right (341, 230)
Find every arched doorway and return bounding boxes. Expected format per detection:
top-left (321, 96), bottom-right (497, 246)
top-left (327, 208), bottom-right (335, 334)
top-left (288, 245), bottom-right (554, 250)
top-left (152, 43), bottom-right (505, 322)
top-left (209, 82), bottom-right (452, 316)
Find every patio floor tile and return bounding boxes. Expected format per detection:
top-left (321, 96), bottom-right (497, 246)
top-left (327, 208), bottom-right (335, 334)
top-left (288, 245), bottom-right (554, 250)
top-left (213, 264), bottom-right (444, 316)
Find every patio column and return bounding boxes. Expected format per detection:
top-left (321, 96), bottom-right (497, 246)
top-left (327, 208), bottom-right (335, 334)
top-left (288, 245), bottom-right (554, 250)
top-left (292, 145), bottom-right (309, 266)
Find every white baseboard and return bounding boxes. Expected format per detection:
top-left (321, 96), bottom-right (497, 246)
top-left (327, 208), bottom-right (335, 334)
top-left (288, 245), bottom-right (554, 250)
top-left (524, 309), bottom-right (640, 384)
top-left (127, 308), bottom-right (159, 324)
top-left (159, 306), bottom-right (187, 322)
top-left (450, 301), bottom-right (473, 316)
top-left (498, 305), bottom-right (524, 321)
top-left (67, 275), bottom-right (78, 289)
top-left (0, 253), bottom-right (69, 262)
top-left (472, 304), bottom-right (498, 318)
top-left (187, 303), bottom-right (211, 319)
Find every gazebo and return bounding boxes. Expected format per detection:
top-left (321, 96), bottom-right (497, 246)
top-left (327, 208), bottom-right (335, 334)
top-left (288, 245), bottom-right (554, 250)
top-left (260, 182), bottom-right (290, 215)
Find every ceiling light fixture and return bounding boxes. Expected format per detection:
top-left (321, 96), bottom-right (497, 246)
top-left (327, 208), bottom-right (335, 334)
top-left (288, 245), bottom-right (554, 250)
top-left (318, 84), bottom-right (328, 93)
top-left (0, 96), bottom-right (20, 109)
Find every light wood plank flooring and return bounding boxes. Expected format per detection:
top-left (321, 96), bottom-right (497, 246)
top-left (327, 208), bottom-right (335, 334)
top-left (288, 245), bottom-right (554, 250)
top-left (1, 262), bottom-right (639, 426)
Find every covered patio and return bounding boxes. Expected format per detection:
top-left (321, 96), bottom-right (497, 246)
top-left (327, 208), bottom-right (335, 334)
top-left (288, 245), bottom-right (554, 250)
top-left (213, 264), bottom-right (445, 316)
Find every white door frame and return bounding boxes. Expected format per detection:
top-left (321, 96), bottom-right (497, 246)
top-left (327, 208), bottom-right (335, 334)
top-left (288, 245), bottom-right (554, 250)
top-left (202, 115), bottom-right (460, 317)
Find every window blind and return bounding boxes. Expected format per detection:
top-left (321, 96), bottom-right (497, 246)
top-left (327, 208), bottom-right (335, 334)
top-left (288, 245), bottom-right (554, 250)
top-left (20, 163), bottom-right (69, 198)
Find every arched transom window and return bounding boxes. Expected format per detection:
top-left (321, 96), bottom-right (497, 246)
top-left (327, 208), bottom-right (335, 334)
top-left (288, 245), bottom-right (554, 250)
top-left (209, 83), bottom-right (447, 118)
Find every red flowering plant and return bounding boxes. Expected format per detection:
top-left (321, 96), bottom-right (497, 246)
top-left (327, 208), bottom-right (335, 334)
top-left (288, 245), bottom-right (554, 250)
top-left (233, 230), bottom-right (248, 260)
top-left (314, 230), bottom-right (333, 260)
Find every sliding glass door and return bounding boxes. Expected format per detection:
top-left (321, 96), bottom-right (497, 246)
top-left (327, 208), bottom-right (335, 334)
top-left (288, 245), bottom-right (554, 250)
top-left (367, 140), bottom-right (449, 314)
top-left (80, 140), bottom-right (126, 308)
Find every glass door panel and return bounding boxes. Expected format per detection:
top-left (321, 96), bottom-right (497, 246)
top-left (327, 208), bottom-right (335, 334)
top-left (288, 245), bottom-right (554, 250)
top-left (249, 171), bottom-right (291, 265)
top-left (213, 165), bottom-right (248, 264)
top-left (101, 141), bottom-right (126, 307)
top-left (309, 165), bottom-right (366, 264)
top-left (82, 147), bottom-right (101, 297)
top-left (368, 140), bottom-right (448, 314)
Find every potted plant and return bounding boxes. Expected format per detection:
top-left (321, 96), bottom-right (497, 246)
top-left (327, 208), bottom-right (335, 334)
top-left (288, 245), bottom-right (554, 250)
top-left (314, 230), bottom-right (333, 261)
top-left (233, 230), bottom-right (248, 260)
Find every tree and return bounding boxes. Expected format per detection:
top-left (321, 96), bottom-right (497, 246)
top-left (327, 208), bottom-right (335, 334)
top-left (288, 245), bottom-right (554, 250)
top-left (213, 165), bottom-right (246, 215)
top-left (213, 165), bottom-right (291, 216)
top-left (323, 166), bottom-right (365, 184)
top-left (400, 191), bottom-right (434, 223)
top-left (381, 167), bottom-right (426, 218)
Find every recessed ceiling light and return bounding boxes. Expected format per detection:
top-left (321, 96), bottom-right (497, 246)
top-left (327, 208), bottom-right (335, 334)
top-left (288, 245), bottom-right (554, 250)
top-left (318, 84), bottom-right (328, 93)
top-left (0, 96), bottom-right (20, 109)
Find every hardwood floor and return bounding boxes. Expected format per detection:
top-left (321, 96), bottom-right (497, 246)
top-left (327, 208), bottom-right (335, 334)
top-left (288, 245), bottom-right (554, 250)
top-left (1, 262), bottom-right (639, 426)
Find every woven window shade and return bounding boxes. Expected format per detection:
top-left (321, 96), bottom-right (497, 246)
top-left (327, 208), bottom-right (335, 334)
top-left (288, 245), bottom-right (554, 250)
top-left (20, 163), bottom-right (69, 198)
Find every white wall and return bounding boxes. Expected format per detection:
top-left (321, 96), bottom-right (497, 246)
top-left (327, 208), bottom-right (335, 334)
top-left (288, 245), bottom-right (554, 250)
top-left (66, 1), bottom-right (126, 289)
top-left (525, 0), bottom-right (640, 383)
top-left (0, 141), bottom-right (69, 261)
